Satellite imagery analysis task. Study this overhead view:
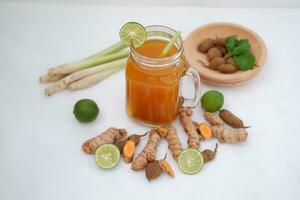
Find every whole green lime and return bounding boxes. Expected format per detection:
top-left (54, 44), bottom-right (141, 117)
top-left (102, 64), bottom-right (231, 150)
top-left (73, 99), bottom-right (99, 123)
top-left (201, 90), bottom-right (224, 112)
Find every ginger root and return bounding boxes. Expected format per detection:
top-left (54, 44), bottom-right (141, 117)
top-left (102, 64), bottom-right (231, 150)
top-left (204, 112), bottom-right (224, 126)
top-left (212, 125), bottom-right (247, 143)
top-left (164, 126), bottom-right (183, 161)
top-left (205, 112), bottom-right (247, 143)
top-left (82, 127), bottom-right (127, 154)
top-left (131, 129), bottom-right (161, 171)
top-left (179, 107), bottom-right (201, 149)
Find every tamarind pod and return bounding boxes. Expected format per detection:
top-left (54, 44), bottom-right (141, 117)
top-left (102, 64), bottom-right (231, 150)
top-left (82, 127), bottom-right (127, 154)
top-left (216, 46), bottom-right (227, 56)
top-left (226, 58), bottom-right (236, 65)
top-left (214, 37), bottom-right (226, 47)
top-left (198, 57), bottom-right (225, 70)
top-left (197, 38), bottom-right (215, 53)
top-left (219, 109), bottom-right (250, 129)
top-left (217, 64), bottom-right (238, 74)
top-left (207, 47), bottom-right (222, 61)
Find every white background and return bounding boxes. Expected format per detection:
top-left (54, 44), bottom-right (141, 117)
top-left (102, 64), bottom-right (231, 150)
top-left (0, 1), bottom-right (300, 200)
top-left (2, 0), bottom-right (300, 8)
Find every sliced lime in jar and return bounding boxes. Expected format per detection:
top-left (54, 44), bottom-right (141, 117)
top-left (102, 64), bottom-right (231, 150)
top-left (119, 22), bottom-right (147, 48)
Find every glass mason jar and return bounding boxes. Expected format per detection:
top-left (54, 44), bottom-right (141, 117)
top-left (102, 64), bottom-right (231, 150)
top-left (125, 25), bottom-right (201, 126)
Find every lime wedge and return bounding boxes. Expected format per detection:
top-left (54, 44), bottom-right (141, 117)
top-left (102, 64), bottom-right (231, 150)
top-left (161, 31), bottom-right (181, 56)
top-left (178, 148), bottom-right (204, 175)
top-left (95, 144), bottom-right (120, 169)
top-left (119, 22), bottom-right (147, 48)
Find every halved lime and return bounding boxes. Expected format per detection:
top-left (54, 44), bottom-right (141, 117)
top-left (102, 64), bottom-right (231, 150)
top-left (119, 22), bottom-right (147, 48)
top-left (178, 148), bottom-right (204, 175)
top-left (95, 144), bottom-right (120, 169)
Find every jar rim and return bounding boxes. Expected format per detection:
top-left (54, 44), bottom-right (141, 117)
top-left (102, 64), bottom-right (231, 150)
top-left (130, 25), bottom-right (184, 68)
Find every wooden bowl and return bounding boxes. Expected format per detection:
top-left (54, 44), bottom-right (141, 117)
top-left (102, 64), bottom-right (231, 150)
top-left (184, 22), bottom-right (267, 86)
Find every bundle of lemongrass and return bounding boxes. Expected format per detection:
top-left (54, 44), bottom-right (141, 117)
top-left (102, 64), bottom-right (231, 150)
top-left (39, 41), bottom-right (129, 96)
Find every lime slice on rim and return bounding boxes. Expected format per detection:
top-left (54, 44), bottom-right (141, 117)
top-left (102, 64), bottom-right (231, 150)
top-left (178, 148), bottom-right (204, 175)
top-left (119, 22), bottom-right (147, 48)
top-left (95, 144), bottom-right (120, 169)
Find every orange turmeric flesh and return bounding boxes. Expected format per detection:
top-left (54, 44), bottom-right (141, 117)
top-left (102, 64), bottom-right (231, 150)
top-left (123, 140), bottom-right (136, 158)
top-left (198, 123), bottom-right (212, 139)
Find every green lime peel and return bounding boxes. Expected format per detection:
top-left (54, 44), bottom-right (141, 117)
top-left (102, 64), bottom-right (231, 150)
top-left (161, 31), bottom-right (181, 56)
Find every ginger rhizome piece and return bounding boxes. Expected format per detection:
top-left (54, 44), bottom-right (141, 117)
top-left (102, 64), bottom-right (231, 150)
top-left (205, 112), bottom-right (248, 143)
top-left (204, 112), bottom-right (224, 126)
top-left (157, 128), bottom-right (169, 138)
top-left (123, 140), bottom-right (136, 163)
top-left (131, 129), bottom-right (161, 171)
top-left (202, 143), bottom-right (218, 163)
top-left (164, 126), bottom-right (183, 161)
top-left (82, 127), bottom-right (127, 154)
top-left (179, 107), bottom-right (201, 149)
top-left (198, 123), bottom-right (212, 139)
top-left (212, 125), bottom-right (247, 143)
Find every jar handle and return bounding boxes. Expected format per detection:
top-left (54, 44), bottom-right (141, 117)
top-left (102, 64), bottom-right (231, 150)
top-left (181, 68), bottom-right (201, 108)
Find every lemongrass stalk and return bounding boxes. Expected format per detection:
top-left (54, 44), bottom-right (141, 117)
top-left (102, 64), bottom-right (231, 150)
top-left (63, 58), bottom-right (127, 85)
top-left (85, 41), bottom-right (127, 59)
top-left (48, 49), bottom-right (129, 76)
top-left (44, 79), bottom-right (67, 96)
top-left (161, 31), bottom-right (181, 56)
top-left (68, 66), bottom-right (123, 90)
top-left (39, 74), bottom-right (65, 83)
top-left (44, 58), bottom-right (127, 96)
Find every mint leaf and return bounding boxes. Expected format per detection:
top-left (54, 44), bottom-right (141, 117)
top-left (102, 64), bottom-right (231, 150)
top-left (231, 39), bottom-right (250, 56)
top-left (233, 51), bottom-right (256, 70)
top-left (226, 36), bottom-right (237, 53)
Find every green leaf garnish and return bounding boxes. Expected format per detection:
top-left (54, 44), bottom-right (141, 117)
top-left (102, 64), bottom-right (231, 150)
top-left (231, 39), bottom-right (250, 56)
top-left (226, 36), bottom-right (237, 53)
top-left (233, 51), bottom-right (256, 70)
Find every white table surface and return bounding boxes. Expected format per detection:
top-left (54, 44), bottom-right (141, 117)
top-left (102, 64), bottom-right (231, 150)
top-left (1, 2), bottom-right (300, 200)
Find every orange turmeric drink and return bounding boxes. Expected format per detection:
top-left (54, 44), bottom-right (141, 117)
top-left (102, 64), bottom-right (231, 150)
top-left (125, 25), bottom-right (200, 126)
